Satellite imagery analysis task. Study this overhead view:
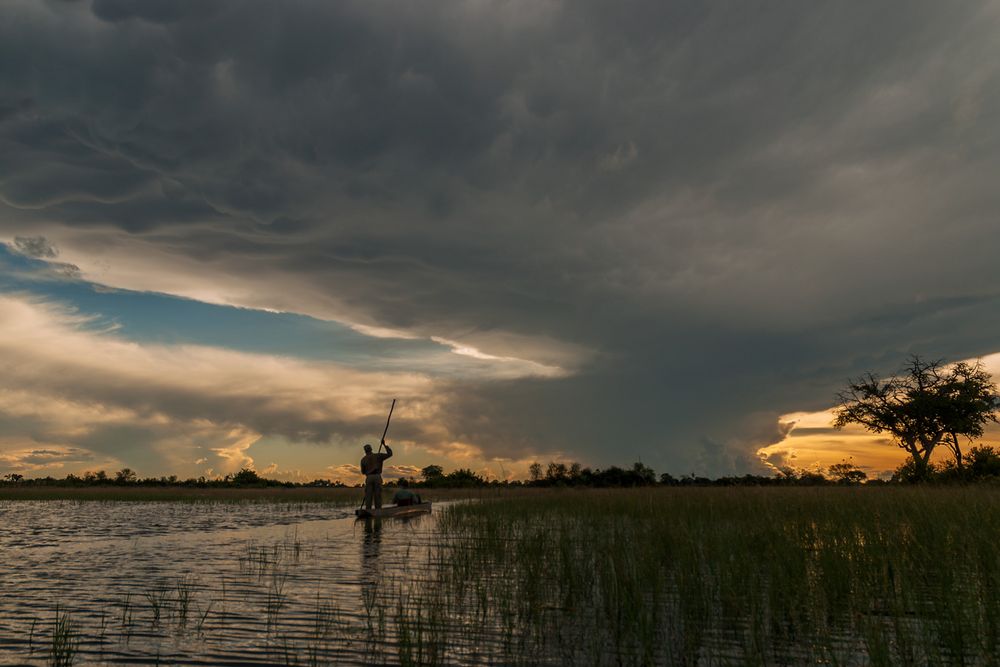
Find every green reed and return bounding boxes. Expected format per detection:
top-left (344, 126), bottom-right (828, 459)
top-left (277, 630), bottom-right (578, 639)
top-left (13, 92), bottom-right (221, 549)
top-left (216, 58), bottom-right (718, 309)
top-left (175, 576), bottom-right (197, 627)
top-left (19, 488), bottom-right (997, 665)
top-left (144, 587), bottom-right (169, 627)
top-left (49, 607), bottom-right (78, 667)
top-left (400, 487), bottom-right (1000, 665)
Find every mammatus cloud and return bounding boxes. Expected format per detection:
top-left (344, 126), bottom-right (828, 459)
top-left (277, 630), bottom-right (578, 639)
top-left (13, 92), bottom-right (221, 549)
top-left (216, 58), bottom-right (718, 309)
top-left (13, 236), bottom-right (57, 259)
top-left (2, 1), bottom-right (1000, 474)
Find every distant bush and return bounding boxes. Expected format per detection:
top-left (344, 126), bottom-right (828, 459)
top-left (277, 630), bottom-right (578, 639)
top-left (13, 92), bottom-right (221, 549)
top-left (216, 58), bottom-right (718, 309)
top-left (921, 445), bottom-right (1000, 483)
top-left (231, 468), bottom-right (263, 485)
top-left (827, 461), bottom-right (867, 484)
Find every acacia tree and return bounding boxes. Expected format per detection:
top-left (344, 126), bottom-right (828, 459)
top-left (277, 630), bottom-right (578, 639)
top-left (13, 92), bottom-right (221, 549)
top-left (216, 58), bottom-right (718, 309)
top-left (937, 361), bottom-right (1000, 470)
top-left (827, 461), bottom-right (867, 484)
top-left (834, 356), bottom-right (999, 480)
top-left (421, 465), bottom-right (444, 482)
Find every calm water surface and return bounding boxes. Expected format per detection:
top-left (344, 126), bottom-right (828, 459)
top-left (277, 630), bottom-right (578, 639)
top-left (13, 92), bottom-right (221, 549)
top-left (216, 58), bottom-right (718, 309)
top-left (0, 500), bottom-right (463, 665)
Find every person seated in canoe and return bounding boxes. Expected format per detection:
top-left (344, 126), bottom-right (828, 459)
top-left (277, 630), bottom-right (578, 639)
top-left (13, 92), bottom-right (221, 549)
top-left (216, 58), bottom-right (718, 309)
top-left (391, 478), bottom-right (422, 507)
top-left (361, 439), bottom-right (392, 510)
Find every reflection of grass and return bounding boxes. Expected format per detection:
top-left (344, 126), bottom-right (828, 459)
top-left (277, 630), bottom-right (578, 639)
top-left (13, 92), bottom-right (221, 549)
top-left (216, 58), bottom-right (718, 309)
top-left (144, 588), bottom-right (169, 627)
top-left (194, 602), bottom-right (212, 636)
top-left (394, 487), bottom-right (1000, 665)
top-left (118, 591), bottom-right (134, 640)
top-left (240, 532), bottom-right (306, 579)
top-left (278, 597), bottom-right (349, 667)
top-left (311, 594), bottom-right (341, 640)
top-left (265, 571), bottom-right (288, 629)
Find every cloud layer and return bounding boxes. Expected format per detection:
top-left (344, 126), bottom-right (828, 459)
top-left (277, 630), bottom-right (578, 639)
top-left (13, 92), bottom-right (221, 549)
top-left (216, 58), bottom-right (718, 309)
top-left (3, 1), bottom-right (1000, 474)
top-left (0, 294), bottom-right (445, 476)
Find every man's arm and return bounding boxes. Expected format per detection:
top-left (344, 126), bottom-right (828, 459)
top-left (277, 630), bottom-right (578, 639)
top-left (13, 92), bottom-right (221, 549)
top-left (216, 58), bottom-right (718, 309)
top-left (381, 445), bottom-right (393, 460)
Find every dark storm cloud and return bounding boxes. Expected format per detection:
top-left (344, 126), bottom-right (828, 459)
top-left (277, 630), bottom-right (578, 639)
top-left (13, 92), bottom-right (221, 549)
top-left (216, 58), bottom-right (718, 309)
top-left (2, 0), bottom-right (1000, 472)
top-left (18, 448), bottom-right (93, 466)
top-left (90, 0), bottom-right (221, 24)
top-left (0, 447), bottom-right (95, 470)
top-left (13, 236), bottom-right (57, 258)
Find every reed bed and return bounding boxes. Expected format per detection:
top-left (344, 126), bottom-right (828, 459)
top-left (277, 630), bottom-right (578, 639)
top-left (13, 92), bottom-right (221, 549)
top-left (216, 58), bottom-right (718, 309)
top-left (7, 488), bottom-right (997, 665)
top-left (390, 487), bottom-right (1000, 665)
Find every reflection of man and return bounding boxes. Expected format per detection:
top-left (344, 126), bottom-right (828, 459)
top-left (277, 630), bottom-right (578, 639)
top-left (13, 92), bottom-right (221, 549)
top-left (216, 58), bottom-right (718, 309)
top-left (360, 439), bottom-right (393, 510)
top-left (391, 478), bottom-right (422, 506)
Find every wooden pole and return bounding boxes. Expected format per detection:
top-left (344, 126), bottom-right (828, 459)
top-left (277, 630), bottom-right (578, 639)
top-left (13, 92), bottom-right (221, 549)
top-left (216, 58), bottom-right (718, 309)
top-left (378, 398), bottom-right (396, 452)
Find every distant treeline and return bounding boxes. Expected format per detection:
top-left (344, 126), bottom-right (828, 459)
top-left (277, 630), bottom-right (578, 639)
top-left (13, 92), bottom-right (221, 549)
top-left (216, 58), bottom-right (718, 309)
top-left (0, 467), bottom-right (333, 488)
top-left (415, 449), bottom-right (998, 487)
top-left (3, 447), bottom-right (1000, 489)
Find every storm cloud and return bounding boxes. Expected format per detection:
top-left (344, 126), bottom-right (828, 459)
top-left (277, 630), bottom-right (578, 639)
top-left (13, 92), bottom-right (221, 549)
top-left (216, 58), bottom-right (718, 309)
top-left (2, 0), bottom-right (1000, 474)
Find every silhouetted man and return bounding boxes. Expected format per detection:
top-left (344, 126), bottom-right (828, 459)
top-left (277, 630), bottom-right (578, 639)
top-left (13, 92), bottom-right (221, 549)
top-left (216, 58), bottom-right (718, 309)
top-left (361, 439), bottom-right (392, 510)
top-left (391, 478), bottom-right (422, 506)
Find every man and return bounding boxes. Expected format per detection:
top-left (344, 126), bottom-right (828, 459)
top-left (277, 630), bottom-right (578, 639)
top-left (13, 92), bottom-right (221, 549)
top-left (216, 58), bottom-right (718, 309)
top-left (360, 439), bottom-right (392, 509)
top-left (391, 478), bottom-right (422, 506)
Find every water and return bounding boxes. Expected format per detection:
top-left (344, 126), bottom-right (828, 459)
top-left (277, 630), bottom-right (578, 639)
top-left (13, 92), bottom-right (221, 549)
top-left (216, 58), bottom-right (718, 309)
top-left (7, 494), bottom-right (989, 665)
top-left (0, 500), bottom-right (450, 665)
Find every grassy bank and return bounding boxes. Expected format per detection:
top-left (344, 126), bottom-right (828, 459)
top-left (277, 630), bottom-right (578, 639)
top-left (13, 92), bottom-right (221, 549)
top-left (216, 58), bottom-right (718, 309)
top-left (386, 486), bottom-right (1000, 665)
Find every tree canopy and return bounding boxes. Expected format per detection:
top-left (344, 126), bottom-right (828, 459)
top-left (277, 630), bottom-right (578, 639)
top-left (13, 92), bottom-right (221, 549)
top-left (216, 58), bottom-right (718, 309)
top-left (827, 461), bottom-right (867, 484)
top-left (834, 356), bottom-right (999, 479)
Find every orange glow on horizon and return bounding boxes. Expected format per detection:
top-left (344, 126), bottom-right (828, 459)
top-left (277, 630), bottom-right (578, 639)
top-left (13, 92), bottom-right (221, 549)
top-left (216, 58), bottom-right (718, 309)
top-left (760, 398), bottom-right (1000, 480)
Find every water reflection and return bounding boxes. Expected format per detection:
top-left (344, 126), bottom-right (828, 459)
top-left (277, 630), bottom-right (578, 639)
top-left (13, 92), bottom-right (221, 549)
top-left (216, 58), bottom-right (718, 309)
top-left (360, 516), bottom-right (383, 555)
top-left (358, 516), bottom-right (383, 662)
top-left (0, 501), bottom-right (448, 666)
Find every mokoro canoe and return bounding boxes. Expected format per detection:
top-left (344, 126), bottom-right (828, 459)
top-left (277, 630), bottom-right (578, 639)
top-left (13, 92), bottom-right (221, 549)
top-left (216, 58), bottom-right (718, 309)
top-left (355, 502), bottom-right (432, 519)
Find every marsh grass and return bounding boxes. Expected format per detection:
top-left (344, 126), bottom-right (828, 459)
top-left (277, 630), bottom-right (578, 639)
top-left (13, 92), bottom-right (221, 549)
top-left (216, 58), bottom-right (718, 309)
top-left (175, 576), bottom-right (197, 628)
top-left (117, 592), bottom-right (134, 642)
top-left (143, 588), bottom-right (169, 627)
top-left (13, 488), bottom-right (998, 665)
top-left (390, 487), bottom-right (1000, 665)
top-left (266, 571), bottom-right (289, 629)
top-left (49, 607), bottom-right (78, 667)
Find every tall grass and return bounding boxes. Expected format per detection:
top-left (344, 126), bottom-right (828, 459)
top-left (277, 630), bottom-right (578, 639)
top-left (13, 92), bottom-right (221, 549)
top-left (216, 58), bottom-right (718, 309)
top-left (394, 487), bottom-right (1000, 664)
top-left (49, 607), bottom-right (78, 667)
top-left (13, 488), bottom-right (998, 665)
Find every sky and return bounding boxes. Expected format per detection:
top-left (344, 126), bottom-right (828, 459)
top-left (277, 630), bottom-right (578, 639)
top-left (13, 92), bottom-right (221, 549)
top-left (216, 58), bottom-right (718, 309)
top-left (2, 0), bottom-right (1000, 483)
